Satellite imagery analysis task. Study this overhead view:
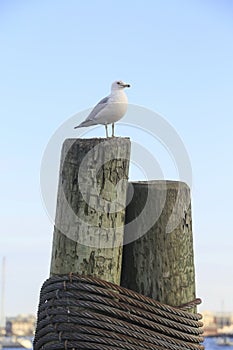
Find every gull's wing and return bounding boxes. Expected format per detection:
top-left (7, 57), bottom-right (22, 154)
top-left (74, 96), bottom-right (110, 128)
top-left (85, 96), bottom-right (110, 122)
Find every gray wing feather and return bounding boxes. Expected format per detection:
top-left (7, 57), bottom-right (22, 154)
top-left (85, 96), bottom-right (110, 122)
top-left (74, 96), bottom-right (110, 128)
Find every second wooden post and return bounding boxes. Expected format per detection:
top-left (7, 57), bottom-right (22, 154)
top-left (121, 180), bottom-right (196, 307)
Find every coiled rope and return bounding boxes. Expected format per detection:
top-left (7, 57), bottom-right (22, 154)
top-left (34, 274), bottom-right (204, 350)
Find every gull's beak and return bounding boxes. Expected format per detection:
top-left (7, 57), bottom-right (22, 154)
top-left (121, 82), bottom-right (131, 88)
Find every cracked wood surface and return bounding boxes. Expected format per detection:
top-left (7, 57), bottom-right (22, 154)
top-left (50, 138), bottom-right (131, 284)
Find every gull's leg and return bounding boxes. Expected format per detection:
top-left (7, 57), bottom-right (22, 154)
top-left (105, 124), bottom-right (109, 138)
top-left (112, 123), bottom-right (115, 137)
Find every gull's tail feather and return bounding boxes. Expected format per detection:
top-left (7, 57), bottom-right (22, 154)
top-left (74, 119), bottom-right (97, 129)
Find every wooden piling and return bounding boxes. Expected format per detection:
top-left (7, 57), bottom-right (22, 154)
top-left (50, 138), bottom-right (131, 284)
top-left (121, 180), bottom-right (196, 307)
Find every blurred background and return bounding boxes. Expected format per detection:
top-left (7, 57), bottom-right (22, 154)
top-left (0, 0), bottom-right (233, 320)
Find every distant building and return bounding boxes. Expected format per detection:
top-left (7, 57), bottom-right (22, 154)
top-left (202, 311), bottom-right (233, 336)
top-left (214, 312), bottom-right (232, 328)
top-left (202, 311), bottom-right (218, 336)
top-left (5, 314), bottom-right (36, 337)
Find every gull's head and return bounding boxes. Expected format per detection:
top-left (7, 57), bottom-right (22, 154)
top-left (111, 80), bottom-right (131, 91)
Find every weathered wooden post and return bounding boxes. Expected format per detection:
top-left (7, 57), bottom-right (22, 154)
top-left (50, 137), bottom-right (131, 284)
top-left (121, 180), bottom-right (196, 307)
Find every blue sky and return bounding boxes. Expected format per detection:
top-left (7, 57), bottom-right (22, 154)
top-left (0, 0), bottom-right (233, 316)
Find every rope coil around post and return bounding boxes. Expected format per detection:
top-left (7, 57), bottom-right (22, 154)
top-left (34, 274), bottom-right (204, 350)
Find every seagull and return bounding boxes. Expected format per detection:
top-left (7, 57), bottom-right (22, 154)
top-left (74, 80), bottom-right (130, 137)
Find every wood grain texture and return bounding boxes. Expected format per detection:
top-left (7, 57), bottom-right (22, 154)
top-left (121, 180), bottom-right (196, 307)
top-left (50, 138), bottom-right (131, 284)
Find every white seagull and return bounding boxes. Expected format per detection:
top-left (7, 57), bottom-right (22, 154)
top-left (74, 80), bottom-right (130, 137)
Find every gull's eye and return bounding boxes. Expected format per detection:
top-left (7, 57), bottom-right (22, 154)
top-left (117, 81), bottom-right (120, 84)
